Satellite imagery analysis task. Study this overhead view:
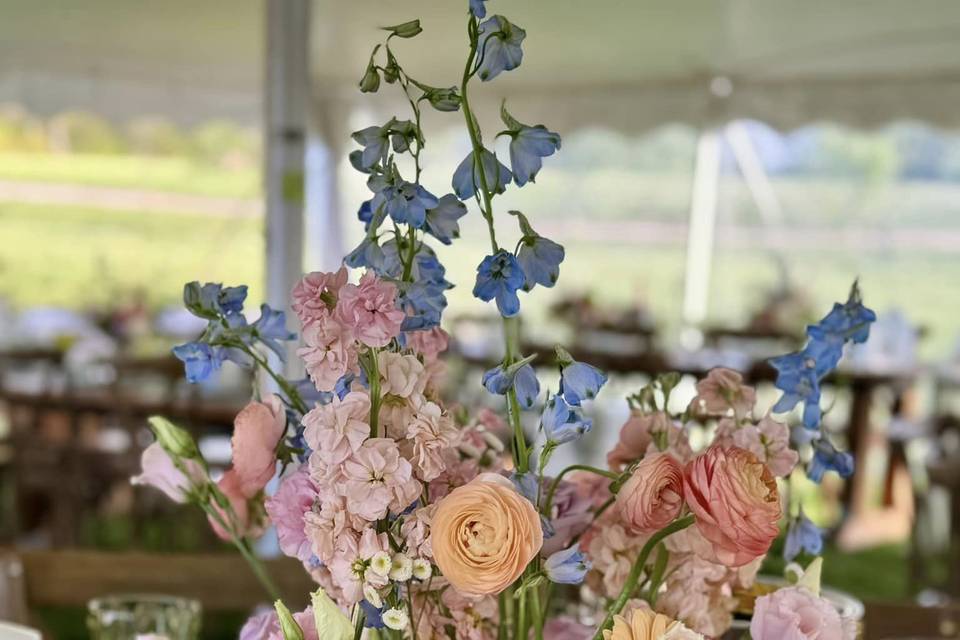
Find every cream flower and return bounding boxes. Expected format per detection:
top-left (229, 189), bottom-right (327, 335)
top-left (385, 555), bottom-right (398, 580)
top-left (603, 608), bottom-right (703, 640)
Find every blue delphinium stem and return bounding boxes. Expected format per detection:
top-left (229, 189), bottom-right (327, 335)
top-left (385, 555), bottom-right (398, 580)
top-left (460, 15), bottom-right (531, 472)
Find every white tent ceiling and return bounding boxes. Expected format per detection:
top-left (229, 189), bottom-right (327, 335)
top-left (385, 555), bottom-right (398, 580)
top-left (1, 0), bottom-right (960, 131)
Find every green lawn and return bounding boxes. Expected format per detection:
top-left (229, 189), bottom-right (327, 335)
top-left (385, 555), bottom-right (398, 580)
top-left (0, 152), bottom-right (259, 198)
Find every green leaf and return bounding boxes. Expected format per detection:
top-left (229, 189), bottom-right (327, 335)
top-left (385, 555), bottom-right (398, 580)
top-left (382, 19), bottom-right (422, 39)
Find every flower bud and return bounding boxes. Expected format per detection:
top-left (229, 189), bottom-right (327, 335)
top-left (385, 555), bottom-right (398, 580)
top-left (311, 588), bottom-right (352, 640)
top-left (359, 63), bottom-right (380, 93)
top-left (274, 600), bottom-right (304, 640)
top-left (425, 87), bottom-right (461, 112)
top-left (148, 416), bottom-right (200, 459)
top-left (382, 19), bottom-right (422, 39)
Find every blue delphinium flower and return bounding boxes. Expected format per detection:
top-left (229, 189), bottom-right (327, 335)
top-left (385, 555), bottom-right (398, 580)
top-left (424, 193), bottom-right (468, 244)
top-left (510, 471), bottom-right (539, 504)
top-left (808, 437), bottom-right (855, 482)
top-left (351, 124), bottom-right (390, 170)
top-left (217, 285), bottom-right (248, 316)
top-left (473, 250), bottom-right (525, 317)
top-left (517, 235), bottom-right (564, 291)
top-left (544, 545), bottom-right (591, 585)
top-left (541, 395), bottom-right (592, 445)
top-left (252, 304), bottom-right (296, 358)
top-left (556, 348), bottom-right (608, 406)
top-left (469, 0), bottom-right (487, 18)
top-left (384, 181), bottom-right (439, 228)
top-left (345, 235), bottom-right (386, 272)
top-left (769, 351), bottom-right (822, 429)
top-left (399, 281), bottom-right (448, 331)
top-left (360, 600), bottom-right (385, 629)
top-left (172, 342), bottom-right (224, 383)
top-left (817, 284), bottom-right (877, 344)
top-left (183, 282), bottom-right (248, 319)
top-left (482, 361), bottom-right (540, 408)
top-left (452, 148), bottom-right (512, 200)
top-left (509, 125), bottom-right (561, 186)
top-left (783, 510), bottom-right (823, 561)
top-left (475, 16), bottom-right (526, 82)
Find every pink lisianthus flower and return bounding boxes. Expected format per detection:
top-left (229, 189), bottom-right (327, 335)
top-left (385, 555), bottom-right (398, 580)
top-left (291, 267), bottom-right (348, 326)
top-left (228, 396), bottom-right (286, 498)
top-left (328, 528), bottom-right (390, 605)
top-left (750, 587), bottom-right (856, 640)
top-left (239, 609), bottom-right (280, 640)
top-left (131, 442), bottom-right (207, 503)
top-left (302, 391), bottom-right (370, 465)
top-left (406, 326), bottom-right (450, 361)
top-left (684, 446), bottom-right (781, 567)
top-left (406, 400), bottom-right (460, 482)
top-left (265, 605), bottom-right (318, 640)
top-left (690, 367), bottom-right (757, 418)
top-left (264, 466), bottom-right (317, 562)
top-left (341, 438), bottom-right (420, 521)
top-left (543, 617), bottom-right (594, 640)
top-left (298, 315), bottom-right (357, 392)
top-left (378, 352), bottom-right (426, 398)
top-left (336, 272), bottom-right (404, 348)
top-left (541, 477), bottom-right (597, 556)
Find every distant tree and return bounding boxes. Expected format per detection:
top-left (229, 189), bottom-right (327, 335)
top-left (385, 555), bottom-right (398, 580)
top-left (48, 111), bottom-right (125, 154)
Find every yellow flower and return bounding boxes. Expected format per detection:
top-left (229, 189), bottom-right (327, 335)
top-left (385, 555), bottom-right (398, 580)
top-left (603, 608), bottom-right (703, 640)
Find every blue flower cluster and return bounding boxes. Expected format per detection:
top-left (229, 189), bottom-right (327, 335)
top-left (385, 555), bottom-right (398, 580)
top-left (769, 282), bottom-right (876, 482)
top-left (173, 282), bottom-right (296, 383)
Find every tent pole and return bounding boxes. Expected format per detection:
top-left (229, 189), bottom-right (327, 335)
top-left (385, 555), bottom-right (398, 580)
top-left (680, 128), bottom-right (722, 348)
top-left (264, 0), bottom-right (310, 371)
top-left (305, 97), bottom-right (345, 273)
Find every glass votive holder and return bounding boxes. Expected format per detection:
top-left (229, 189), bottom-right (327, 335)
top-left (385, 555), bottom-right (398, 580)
top-left (86, 594), bottom-right (201, 640)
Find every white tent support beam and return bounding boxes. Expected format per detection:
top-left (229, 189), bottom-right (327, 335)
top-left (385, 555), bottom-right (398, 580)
top-left (725, 120), bottom-right (784, 226)
top-left (305, 96), bottom-right (345, 273)
top-left (264, 0), bottom-right (310, 372)
top-left (681, 128), bottom-right (722, 346)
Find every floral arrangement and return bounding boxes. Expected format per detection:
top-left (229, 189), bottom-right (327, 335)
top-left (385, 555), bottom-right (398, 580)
top-left (133, 3), bottom-right (878, 639)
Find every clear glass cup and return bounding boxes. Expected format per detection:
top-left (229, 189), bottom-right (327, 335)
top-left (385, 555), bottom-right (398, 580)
top-left (87, 594), bottom-right (201, 640)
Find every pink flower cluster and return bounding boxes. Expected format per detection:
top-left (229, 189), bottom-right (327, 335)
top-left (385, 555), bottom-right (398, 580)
top-left (294, 268), bottom-right (405, 392)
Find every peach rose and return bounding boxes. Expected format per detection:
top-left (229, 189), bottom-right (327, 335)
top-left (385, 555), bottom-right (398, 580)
top-left (603, 608), bottom-right (703, 640)
top-left (683, 446), bottom-right (781, 567)
top-left (616, 452), bottom-right (685, 533)
top-left (431, 473), bottom-right (543, 595)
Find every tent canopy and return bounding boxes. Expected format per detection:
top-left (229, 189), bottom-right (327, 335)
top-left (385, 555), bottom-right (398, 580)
top-left (2, 0), bottom-right (960, 131)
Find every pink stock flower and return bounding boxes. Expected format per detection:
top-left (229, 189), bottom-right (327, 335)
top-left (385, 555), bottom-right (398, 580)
top-left (264, 466), bottom-right (317, 562)
top-left (336, 272), bottom-right (404, 348)
top-left (655, 555), bottom-right (734, 637)
top-left (131, 442), bottom-right (207, 503)
top-left (406, 327), bottom-right (450, 360)
top-left (690, 367), bottom-right (757, 418)
top-left (303, 391), bottom-right (370, 465)
top-left (616, 452), bottom-right (685, 534)
top-left (586, 521), bottom-right (648, 598)
top-left (543, 617), bottom-right (594, 640)
top-left (402, 504), bottom-right (436, 559)
top-left (229, 396), bottom-right (286, 498)
top-left (304, 496), bottom-right (355, 564)
top-left (378, 352), bottom-right (426, 398)
top-left (442, 589), bottom-right (498, 640)
top-left (607, 411), bottom-right (692, 472)
top-left (716, 416), bottom-right (799, 478)
top-left (750, 587), bottom-right (856, 640)
top-left (299, 316), bottom-right (357, 392)
top-left (684, 446), bottom-right (781, 567)
top-left (342, 438), bottom-right (420, 521)
top-left (328, 528), bottom-right (390, 604)
top-left (292, 267), bottom-right (348, 325)
top-left (406, 401), bottom-right (459, 482)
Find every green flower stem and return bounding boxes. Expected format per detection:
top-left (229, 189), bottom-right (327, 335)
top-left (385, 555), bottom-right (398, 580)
top-left (543, 465), bottom-right (620, 516)
top-left (367, 347), bottom-right (382, 437)
top-left (645, 544), bottom-right (670, 607)
top-left (591, 515), bottom-right (695, 640)
top-left (236, 342), bottom-right (308, 414)
top-left (201, 502), bottom-right (281, 602)
top-left (516, 585), bottom-right (528, 640)
top-left (529, 583), bottom-right (544, 640)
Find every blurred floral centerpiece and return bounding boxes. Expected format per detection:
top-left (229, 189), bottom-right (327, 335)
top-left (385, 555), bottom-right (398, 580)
top-left (134, 2), bottom-right (877, 639)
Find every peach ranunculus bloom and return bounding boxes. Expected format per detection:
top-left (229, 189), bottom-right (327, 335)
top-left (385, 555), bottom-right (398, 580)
top-left (603, 608), bottom-right (704, 640)
top-left (616, 452), bottom-right (685, 534)
top-left (683, 446), bottom-right (781, 567)
top-left (689, 367), bottom-right (756, 419)
top-left (229, 395), bottom-right (286, 498)
top-left (431, 472), bottom-right (543, 596)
